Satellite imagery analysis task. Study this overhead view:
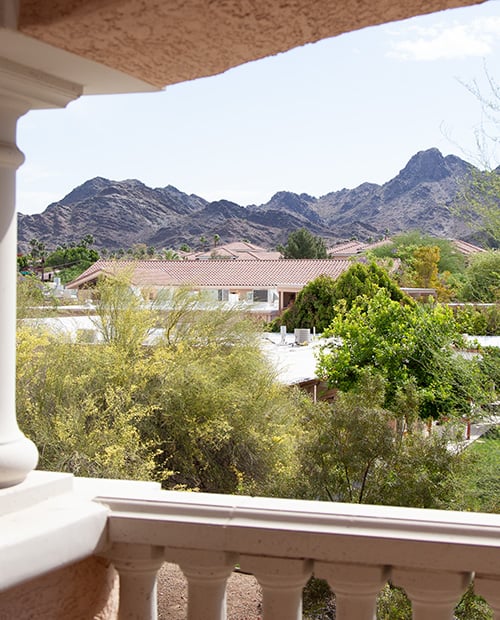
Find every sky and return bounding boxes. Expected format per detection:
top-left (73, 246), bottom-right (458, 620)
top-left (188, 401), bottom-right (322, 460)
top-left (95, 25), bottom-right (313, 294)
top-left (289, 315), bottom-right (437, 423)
top-left (16, 0), bottom-right (500, 215)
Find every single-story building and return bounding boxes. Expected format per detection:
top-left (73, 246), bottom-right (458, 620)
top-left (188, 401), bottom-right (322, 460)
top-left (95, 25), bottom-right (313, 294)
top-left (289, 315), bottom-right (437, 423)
top-left (67, 258), bottom-right (353, 319)
top-left (68, 258), bottom-right (436, 320)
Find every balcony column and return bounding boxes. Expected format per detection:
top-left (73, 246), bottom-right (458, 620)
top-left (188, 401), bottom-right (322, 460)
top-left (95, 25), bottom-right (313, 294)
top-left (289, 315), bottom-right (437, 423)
top-left (239, 556), bottom-right (313, 620)
top-left (108, 543), bottom-right (164, 620)
top-left (475, 574), bottom-right (500, 618)
top-left (315, 562), bottom-right (389, 620)
top-left (165, 549), bottom-right (238, 620)
top-left (392, 567), bottom-right (471, 620)
top-left (0, 57), bottom-right (81, 488)
top-left (0, 89), bottom-right (37, 487)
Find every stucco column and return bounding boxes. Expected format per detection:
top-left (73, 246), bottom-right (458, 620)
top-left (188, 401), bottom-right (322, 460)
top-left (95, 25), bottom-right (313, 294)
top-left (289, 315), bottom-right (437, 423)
top-left (0, 93), bottom-right (38, 487)
top-left (0, 58), bottom-right (81, 487)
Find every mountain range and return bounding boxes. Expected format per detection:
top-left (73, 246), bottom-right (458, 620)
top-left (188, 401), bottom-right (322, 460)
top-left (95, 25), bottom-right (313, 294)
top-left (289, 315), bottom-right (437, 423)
top-left (17, 148), bottom-right (481, 253)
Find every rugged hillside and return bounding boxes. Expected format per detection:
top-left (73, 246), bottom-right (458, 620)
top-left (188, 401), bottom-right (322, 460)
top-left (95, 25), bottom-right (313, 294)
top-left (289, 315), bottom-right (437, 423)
top-left (18, 148), bottom-right (478, 252)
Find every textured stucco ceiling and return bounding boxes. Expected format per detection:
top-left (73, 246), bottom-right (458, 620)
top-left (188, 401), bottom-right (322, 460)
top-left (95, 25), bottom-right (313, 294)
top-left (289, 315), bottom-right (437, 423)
top-left (18, 0), bottom-right (484, 88)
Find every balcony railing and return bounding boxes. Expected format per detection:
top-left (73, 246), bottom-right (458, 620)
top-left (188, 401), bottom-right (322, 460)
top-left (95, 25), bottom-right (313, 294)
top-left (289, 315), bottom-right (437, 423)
top-left (91, 485), bottom-right (500, 620)
top-left (1, 472), bottom-right (500, 619)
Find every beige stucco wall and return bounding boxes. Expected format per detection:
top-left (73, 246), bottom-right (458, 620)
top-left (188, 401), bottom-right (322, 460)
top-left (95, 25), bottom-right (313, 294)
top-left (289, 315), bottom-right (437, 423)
top-left (0, 557), bottom-right (118, 620)
top-left (18, 0), bottom-right (483, 88)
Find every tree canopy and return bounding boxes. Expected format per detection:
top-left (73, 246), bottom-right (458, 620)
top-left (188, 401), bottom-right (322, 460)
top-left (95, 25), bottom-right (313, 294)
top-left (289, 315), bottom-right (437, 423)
top-left (317, 289), bottom-right (493, 418)
top-left (459, 249), bottom-right (500, 302)
top-left (272, 261), bottom-right (411, 332)
top-left (278, 228), bottom-right (327, 259)
top-left (296, 372), bottom-right (461, 507)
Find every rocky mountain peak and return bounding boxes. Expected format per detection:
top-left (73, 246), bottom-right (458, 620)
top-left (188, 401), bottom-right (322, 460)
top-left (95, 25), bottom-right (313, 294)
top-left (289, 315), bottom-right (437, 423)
top-left (397, 148), bottom-right (451, 184)
top-left (58, 177), bottom-right (111, 206)
top-left (17, 148), bottom-right (479, 252)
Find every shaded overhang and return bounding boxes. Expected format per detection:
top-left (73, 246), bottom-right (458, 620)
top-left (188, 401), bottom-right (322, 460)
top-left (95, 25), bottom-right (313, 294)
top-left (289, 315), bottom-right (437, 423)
top-left (0, 0), bottom-right (485, 99)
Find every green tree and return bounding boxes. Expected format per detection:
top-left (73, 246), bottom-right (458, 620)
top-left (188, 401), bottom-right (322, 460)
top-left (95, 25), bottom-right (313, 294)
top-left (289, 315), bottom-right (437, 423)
top-left (454, 304), bottom-right (499, 335)
top-left (331, 262), bottom-right (409, 309)
top-left (454, 69), bottom-right (500, 246)
top-left (369, 232), bottom-right (466, 278)
top-left (278, 228), bottom-right (327, 258)
top-left (412, 245), bottom-right (440, 288)
top-left (163, 248), bottom-right (180, 260)
top-left (273, 274), bottom-right (337, 332)
top-left (17, 254), bottom-right (29, 272)
top-left (17, 275), bottom-right (46, 319)
top-left (317, 289), bottom-right (491, 418)
top-left (45, 237), bottom-right (99, 284)
top-left (296, 371), bottom-right (461, 507)
top-left (16, 325), bottom-right (158, 480)
top-left (93, 269), bottom-right (156, 352)
top-left (28, 238), bottom-right (48, 280)
top-left (131, 243), bottom-right (147, 258)
top-left (459, 250), bottom-right (500, 302)
top-left (273, 262), bottom-right (410, 333)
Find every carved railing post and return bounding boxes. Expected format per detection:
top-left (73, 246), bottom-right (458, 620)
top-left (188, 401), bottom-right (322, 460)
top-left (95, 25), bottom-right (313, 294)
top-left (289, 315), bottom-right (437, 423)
top-left (475, 574), bottom-right (500, 619)
top-left (315, 562), bottom-right (388, 620)
top-left (240, 556), bottom-right (312, 620)
top-left (109, 543), bottom-right (164, 620)
top-left (166, 548), bottom-right (237, 620)
top-left (392, 567), bottom-right (471, 620)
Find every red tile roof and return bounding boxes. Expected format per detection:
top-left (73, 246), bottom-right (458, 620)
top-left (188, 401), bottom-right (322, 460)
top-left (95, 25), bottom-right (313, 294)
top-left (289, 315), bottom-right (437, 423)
top-left (183, 241), bottom-right (282, 261)
top-left (451, 240), bottom-right (486, 256)
top-left (68, 258), bottom-right (352, 289)
top-left (328, 239), bottom-right (392, 256)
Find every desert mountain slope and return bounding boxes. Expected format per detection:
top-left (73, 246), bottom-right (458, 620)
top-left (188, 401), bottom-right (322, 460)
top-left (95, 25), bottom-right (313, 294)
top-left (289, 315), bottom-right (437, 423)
top-left (18, 148), bottom-right (478, 252)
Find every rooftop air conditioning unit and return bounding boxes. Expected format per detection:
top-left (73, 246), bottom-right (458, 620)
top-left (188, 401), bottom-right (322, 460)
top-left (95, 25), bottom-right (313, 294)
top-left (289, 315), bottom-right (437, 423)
top-left (294, 328), bottom-right (310, 345)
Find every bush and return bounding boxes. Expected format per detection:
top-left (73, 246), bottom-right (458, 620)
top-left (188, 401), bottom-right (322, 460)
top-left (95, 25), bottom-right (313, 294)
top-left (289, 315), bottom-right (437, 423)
top-left (16, 276), bottom-right (312, 493)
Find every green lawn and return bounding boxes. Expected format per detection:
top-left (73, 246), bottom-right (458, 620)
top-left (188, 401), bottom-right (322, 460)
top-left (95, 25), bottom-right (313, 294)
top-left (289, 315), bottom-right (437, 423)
top-left (459, 427), bottom-right (500, 514)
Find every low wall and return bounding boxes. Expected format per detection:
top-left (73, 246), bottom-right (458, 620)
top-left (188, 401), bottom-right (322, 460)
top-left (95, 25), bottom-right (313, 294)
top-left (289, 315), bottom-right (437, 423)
top-left (0, 557), bottom-right (118, 620)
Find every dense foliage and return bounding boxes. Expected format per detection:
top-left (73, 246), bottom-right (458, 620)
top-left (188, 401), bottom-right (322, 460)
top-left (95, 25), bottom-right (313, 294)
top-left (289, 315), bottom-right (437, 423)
top-left (317, 289), bottom-right (494, 418)
top-left (454, 304), bottom-right (499, 335)
top-left (277, 228), bottom-right (327, 258)
top-left (457, 427), bottom-right (500, 514)
top-left (272, 262), bottom-right (410, 332)
top-left (295, 371), bottom-right (461, 507)
top-left (20, 235), bottom-right (99, 284)
top-left (370, 231), bottom-right (466, 274)
top-left (16, 279), bottom-right (311, 494)
top-left (17, 267), bottom-right (498, 618)
top-left (459, 250), bottom-right (500, 302)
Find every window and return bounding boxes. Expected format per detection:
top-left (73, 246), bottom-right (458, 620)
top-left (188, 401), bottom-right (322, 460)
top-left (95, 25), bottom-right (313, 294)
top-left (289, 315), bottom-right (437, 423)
top-left (253, 289), bottom-right (268, 302)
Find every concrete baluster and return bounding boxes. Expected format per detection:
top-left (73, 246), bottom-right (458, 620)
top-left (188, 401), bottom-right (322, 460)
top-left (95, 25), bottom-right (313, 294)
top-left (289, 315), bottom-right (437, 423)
top-left (392, 567), bottom-right (471, 620)
top-left (110, 543), bottom-right (164, 620)
top-left (475, 574), bottom-right (500, 619)
top-left (314, 562), bottom-right (388, 620)
top-left (239, 556), bottom-right (313, 620)
top-left (166, 549), bottom-right (237, 620)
